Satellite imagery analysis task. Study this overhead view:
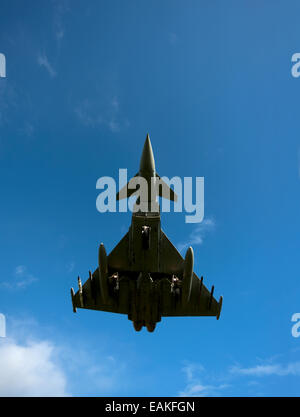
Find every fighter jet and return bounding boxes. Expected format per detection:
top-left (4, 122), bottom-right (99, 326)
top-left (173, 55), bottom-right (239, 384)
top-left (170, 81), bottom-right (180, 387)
top-left (71, 134), bottom-right (222, 332)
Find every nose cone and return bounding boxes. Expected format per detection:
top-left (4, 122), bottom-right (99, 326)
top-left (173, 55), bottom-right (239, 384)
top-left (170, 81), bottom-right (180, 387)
top-left (139, 133), bottom-right (156, 174)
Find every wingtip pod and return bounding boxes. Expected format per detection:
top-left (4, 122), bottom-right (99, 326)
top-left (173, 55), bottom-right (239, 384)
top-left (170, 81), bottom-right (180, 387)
top-left (77, 276), bottom-right (82, 289)
top-left (99, 243), bottom-right (108, 272)
top-left (185, 246), bottom-right (194, 267)
top-left (182, 246), bottom-right (194, 304)
top-left (216, 295), bottom-right (223, 320)
top-left (70, 288), bottom-right (77, 313)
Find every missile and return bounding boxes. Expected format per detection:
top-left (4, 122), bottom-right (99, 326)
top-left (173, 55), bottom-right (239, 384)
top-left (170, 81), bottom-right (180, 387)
top-left (70, 288), bottom-right (76, 313)
top-left (98, 243), bottom-right (109, 303)
top-left (199, 276), bottom-right (203, 297)
top-left (216, 295), bottom-right (223, 320)
top-left (182, 246), bottom-right (194, 304)
top-left (78, 276), bottom-right (82, 291)
top-left (208, 285), bottom-right (214, 310)
top-left (78, 276), bottom-right (84, 307)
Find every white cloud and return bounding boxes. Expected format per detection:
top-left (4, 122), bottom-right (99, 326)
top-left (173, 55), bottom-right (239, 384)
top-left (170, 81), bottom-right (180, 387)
top-left (15, 265), bottom-right (26, 276)
top-left (0, 74), bottom-right (36, 136)
top-left (111, 96), bottom-right (119, 112)
top-left (74, 99), bottom-right (102, 127)
top-left (179, 362), bottom-right (230, 397)
top-left (0, 265), bottom-right (38, 290)
top-left (66, 262), bottom-right (75, 273)
top-left (0, 339), bottom-right (69, 396)
top-left (230, 362), bottom-right (300, 377)
top-left (53, 0), bottom-right (69, 42)
top-left (0, 316), bottom-right (130, 396)
top-left (75, 96), bottom-right (129, 133)
top-left (179, 357), bottom-right (300, 397)
top-left (18, 122), bottom-right (35, 138)
top-left (182, 362), bottom-right (205, 382)
top-left (0, 79), bottom-right (17, 126)
top-left (14, 265), bottom-right (38, 289)
top-left (168, 32), bottom-right (178, 45)
top-left (180, 382), bottom-right (229, 397)
top-left (108, 119), bottom-right (120, 133)
top-left (177, 218), bottom-right (215, 252)
top-left (37, 53), bottom-right (57, 78)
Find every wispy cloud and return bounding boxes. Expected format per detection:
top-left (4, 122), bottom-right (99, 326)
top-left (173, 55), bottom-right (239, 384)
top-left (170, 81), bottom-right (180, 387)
top-left (230, 361), bottom-right (300, 377)
top-left (53, 0), bottom-right (69, 43)
top-left (179, 356), bottom-right (300, 397)
top-left (0, 72), bottom-right (36, 136)
top-left (179, 362), bottom-right (230, 397)
top-left (14, 265), bottom-right (38, 289)
top-left (75, 96), bottom-right (129, 133)
top-left (15, 265), bottom-right (26, 276)
top-left (0, 79), bottom-right (17, 126)
top-left (36, 2), bottom-right (69, 80)
top-left (75, 99), bottom-right (102, 127)
top-left (168, 32), bottom-right (178, 45)
top-left (0, 265), bottom-right (38, 290)
top-left (58, 233), bottom-right (68, 249)
top-left (177, 217), bottom-right (215, 252)
top-left (37, 53), bottom-right (57, 78)
top-left (66, 262), bottom-right (75, 274)
top-left (18, 122), bottom-right (35, 138)
top-left (111, 96), bottom-right (119, 112)
top-left (180, 382), bottom-right (229, 397)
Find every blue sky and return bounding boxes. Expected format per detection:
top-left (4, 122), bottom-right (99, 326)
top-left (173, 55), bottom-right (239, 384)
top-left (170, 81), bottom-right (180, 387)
top-left (1, 0), bottom-right (300, 396)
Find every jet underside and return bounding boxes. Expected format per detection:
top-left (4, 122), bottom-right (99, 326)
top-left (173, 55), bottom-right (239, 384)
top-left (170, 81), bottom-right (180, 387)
top-left (71, 135), bottom-right (222, 332)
